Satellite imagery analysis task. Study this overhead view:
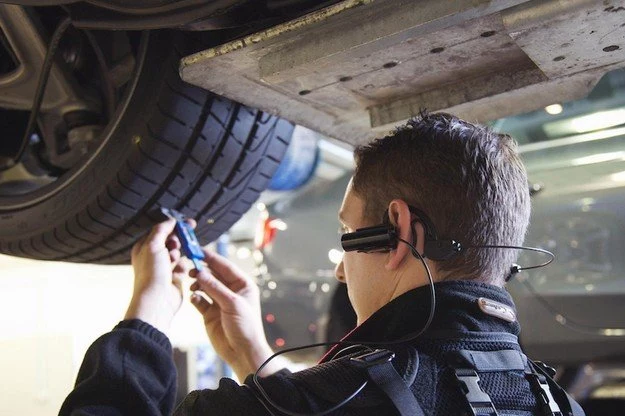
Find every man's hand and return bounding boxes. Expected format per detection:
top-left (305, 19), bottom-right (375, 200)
top-left (189, 249), bottom-right (284, 380)
top-left (125, 218), bottom-right (192, 334)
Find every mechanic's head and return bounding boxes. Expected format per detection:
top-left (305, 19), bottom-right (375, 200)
top-left (335, 112), bottom-right (530, 323)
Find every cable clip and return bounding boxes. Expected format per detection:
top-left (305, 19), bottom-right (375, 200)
top-left (350, 349), bottom-right (395, 368)
top-left (534, 361), bottom-right (557, 378)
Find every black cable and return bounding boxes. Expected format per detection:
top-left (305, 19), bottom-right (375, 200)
top-left (253, 365), bottom-right (367, 416)
top-left (10, 16), bottom-right (72, 169)
top-left (466, 244), bottom-right (625, 336)
top-left (465, 244), bottom-right (555, 272)
top-left (82, 29), bottom-right (115, 120)
top-left (251, 237), bottom-right (436, 416)
top-left (397, 237), bottom-right (436, 339)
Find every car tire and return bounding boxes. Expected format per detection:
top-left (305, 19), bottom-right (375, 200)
top-left (0, 30), bottom-right (293, 264)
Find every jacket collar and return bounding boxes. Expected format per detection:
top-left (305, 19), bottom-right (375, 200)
top-left (339, 280), bottom-right (520, 345)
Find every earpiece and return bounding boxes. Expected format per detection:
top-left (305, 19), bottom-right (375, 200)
top-left (340, 206), bottom-right (462, 261)
top-left (423, 239), bottom-right (463, 261)
top-left (340, 224), bottom-right (398, 253)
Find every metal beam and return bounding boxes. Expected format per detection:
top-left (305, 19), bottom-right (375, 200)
top-left (180, 0), bottom-right (625, 145)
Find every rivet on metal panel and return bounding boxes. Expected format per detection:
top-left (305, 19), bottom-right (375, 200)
top-left (603, 45), bottom-right (620, 52)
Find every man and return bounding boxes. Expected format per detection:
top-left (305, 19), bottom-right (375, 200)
top-left (60, 112), bottom-right (582, 415)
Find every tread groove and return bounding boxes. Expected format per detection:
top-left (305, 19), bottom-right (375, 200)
top-left (165, 79), bottom-right (202, 106)
top-left (85, 206), bottom-right (116, 231)
top-left (76, 214), bottom-right (99, 236)
top-left (28, 236), bottom-right (45, 256)
top-left (125, 161), bottom-right (159, 186)
top-left (156, 102), bottom-right (187, 127)
top-left (17, 240), bottom-right (25, 256)
top-left (146, 124), bottom-right (205, 168)
top-left (106, 186), bottom-right (136, 211)
top-left (137, 142), bottom-right (167, 168)
top-left (64, 222), bottom-right (94, 245)
top-left (42, 233), bottom-right (70, 256)
top-left (195, 112), bottom-right (263, 221)
top-left (97, 196), bottom-right (123, 220)
top-left (116, 172), bottom-right (145, 197)
top-left (54, 227), bottom-right (76, 250)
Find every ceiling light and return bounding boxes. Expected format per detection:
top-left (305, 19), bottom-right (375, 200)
top-left (236, 247), bottom-right (251, 259)
top-left (544, 108), bottom-right (625, 136)
top-left (545, 104), bottom-right (563, 115)
top-left (328, 249), bottom-right (343, 265)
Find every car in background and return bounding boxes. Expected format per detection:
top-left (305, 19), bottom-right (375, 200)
top-left (252, 68), bottom-right (625, 413)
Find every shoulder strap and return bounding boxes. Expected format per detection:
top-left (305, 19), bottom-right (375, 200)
top-left (446, 349), bottom-right (585, 416)
top-left (447, 350), bottom-right (520, 416)
top-left (527, 359), bottom-right (586, 416)
top-left (350, 349), bottom-right (425, 416)
top-left (524, 361), bottom-right (563, 415)
top-left (450, 349), bottom-right (527, 372)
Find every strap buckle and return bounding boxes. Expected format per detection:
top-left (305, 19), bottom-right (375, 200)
top-left (350, 349), bottom-right (395, 368)
top-left (526, 372), bottom-right (563, 416)
top-left (455, 369), bottom-right (499, 416)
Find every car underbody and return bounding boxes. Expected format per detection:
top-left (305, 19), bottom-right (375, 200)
top-left (180, 0), bottom-right (625, 146)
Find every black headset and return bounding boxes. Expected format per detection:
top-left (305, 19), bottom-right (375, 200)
top-left (340, 205), bottom-right (555, 281)
top-left (341, 206), bottom-right (462, 260)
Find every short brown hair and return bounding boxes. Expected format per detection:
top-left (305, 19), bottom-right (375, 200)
top-left (352, 112), bottom-right (530, 285)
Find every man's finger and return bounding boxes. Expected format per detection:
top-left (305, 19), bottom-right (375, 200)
top-left (146, 218), bottom-right (177, 252)
top-left (193, 268), bottom-right (238, 312)
top-left (190, 292), bottom-right (211, 314)
top-left (201, 248), bottom-right (249, 287)
top-left (166, 236), bottom-right (181, 250)
top-left (172, 274), bottom-right (184, 292)
top-left (131, 233), bottom-right (150, 258)
top-left (169, 249), bottom-right (181, 264)
top-left (189, 269), bottom-right (216, 282)
top-left (190, 292), bottom-right (220, 323)
top-left (173, 259), bottom-right (189, 275)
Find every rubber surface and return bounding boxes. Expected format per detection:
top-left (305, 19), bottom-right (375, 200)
top-left (0, 31), bottom-right (293, 263)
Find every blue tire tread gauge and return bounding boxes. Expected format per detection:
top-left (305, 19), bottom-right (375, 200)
top-left (161, 208), bottom-right (205, 271)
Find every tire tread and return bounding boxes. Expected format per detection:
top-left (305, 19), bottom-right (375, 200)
top-left (1, 31), bottom-right (293, 264)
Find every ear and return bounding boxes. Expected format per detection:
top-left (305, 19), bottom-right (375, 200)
top-left (385, 199), bottom-right (425, 270)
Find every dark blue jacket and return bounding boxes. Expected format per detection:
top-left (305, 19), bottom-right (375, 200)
top-left (60, 281), bottom-right (552, 415)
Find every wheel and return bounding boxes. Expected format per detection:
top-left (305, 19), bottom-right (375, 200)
top-left (0, 30), bottom-right (293, 264)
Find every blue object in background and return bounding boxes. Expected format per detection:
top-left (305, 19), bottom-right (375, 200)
top-left (216, 234), bottom-right (230, 257)
top-left (269, 126), bottom-right (320, 191)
